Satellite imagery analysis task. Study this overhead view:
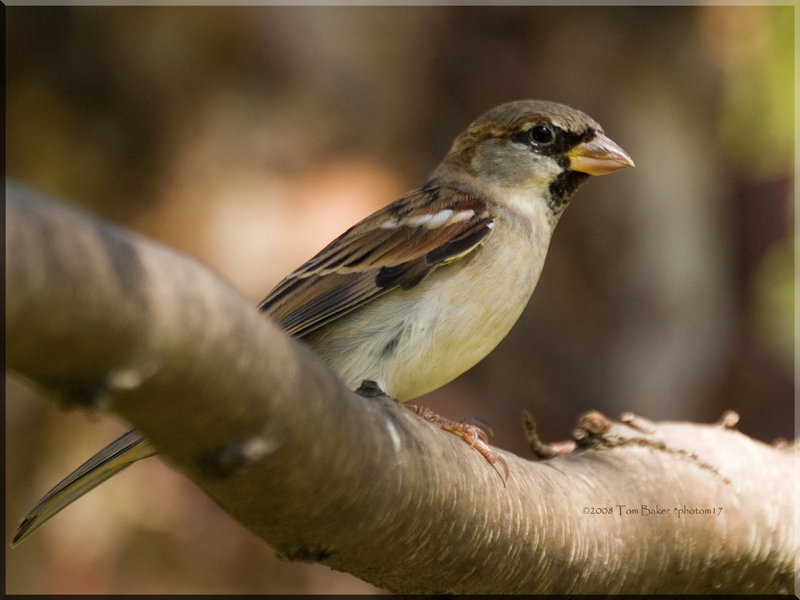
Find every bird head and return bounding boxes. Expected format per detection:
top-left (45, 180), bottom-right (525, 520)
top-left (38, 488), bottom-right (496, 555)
top-left (440, 100), bottom-right (634, 221)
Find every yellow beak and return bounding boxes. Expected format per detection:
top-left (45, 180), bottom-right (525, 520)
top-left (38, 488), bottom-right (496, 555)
top-left (568, 133), bottom-right (634, 176)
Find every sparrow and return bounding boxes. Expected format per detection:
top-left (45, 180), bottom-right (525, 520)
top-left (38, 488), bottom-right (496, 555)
top-left (12, 100), bottom-right (633, 546)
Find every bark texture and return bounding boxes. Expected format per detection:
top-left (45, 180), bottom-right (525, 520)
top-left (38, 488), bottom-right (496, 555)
top-left (6, 182), bottom-right (796, 594)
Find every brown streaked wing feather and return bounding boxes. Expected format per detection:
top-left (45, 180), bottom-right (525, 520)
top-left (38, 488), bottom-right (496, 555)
top-left (258, 186), bottom-right (494, 338)
top-left (267, 271), bottom-right (382, 337)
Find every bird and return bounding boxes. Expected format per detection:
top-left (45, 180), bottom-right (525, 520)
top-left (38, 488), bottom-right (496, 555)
top-left (12, 100), bottom-right (633, 546)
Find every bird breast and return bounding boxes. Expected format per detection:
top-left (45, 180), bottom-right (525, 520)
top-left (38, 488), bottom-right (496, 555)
top-left (304, 201), bottom-right (553, 402)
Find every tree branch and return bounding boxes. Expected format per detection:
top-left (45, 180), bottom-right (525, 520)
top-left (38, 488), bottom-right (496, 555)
top-left (6, 181), bottom-right (795, 594)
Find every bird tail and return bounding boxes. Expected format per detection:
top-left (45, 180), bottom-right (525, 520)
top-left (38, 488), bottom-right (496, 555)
top-left (12, 429), bottom-right (156, 547)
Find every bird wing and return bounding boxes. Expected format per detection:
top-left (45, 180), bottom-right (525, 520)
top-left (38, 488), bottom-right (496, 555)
top-left (259, 185), bottom-right (495, 338)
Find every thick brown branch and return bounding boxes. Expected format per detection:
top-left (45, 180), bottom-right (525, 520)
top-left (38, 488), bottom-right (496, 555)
top-left (5, 182), bottom-right (796, 593)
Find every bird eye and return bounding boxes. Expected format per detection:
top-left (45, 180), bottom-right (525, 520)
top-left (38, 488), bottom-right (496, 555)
top-left (530, 125), bottom-right (554, 145)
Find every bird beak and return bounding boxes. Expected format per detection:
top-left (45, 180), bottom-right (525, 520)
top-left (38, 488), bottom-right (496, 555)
top-left (568, 133), bottom-right (634, 176)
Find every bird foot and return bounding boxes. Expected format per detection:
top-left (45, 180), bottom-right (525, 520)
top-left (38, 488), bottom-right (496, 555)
top-left (406, 405), bottom-right (509, 482)
top-left (355, 380), bottom-right (386, 398)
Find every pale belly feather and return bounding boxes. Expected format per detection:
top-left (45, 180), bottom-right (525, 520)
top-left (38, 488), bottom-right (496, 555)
top-left (303, 213), bottom-right (552, 401)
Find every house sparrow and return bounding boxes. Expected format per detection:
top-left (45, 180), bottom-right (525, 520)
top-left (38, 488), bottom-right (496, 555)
top-left (13, 100), bottom-right (633, 546)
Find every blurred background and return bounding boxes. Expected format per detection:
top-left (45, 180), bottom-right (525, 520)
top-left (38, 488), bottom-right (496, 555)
top-left (6, 6), bottom-right (793, 594)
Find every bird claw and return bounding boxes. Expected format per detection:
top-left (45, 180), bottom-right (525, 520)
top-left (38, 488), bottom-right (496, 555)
top-left (459, 416), bottom-right (494, 441)
top-left (406, 405), bottom-right (509, 482)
